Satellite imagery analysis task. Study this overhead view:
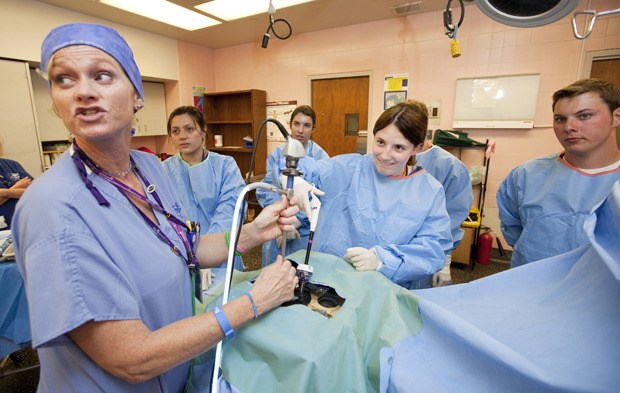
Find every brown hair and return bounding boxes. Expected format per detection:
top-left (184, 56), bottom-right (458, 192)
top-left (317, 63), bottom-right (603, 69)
top-left (167, 106), bottom-right (207, 138)
top-left (552, 78), bottom-right (620, 114)
top-left (373, 100), bottom-right (428, 166)
top-left (290, 105), bottom-right (317, 128)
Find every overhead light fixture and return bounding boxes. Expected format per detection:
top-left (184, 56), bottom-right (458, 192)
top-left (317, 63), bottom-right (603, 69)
top-left (195, 0), bottom-right (314, 22)
top-left (97, 0), bottom-right (221, 31)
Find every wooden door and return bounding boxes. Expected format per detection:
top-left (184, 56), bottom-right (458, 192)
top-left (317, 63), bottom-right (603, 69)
top-left (311, 76), bottom-right (369, 156)
top-left (589, 58), bottom-right (620, 146)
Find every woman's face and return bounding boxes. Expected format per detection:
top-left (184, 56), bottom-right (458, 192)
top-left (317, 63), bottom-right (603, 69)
top-left (169, 114), bottom-right (205, 156)
top-left (372, 123), bottom-right (421, 176)
top-left (290, 112), bottom-right (315, 147)
top-left (48, 45), bottom-right (140, 142)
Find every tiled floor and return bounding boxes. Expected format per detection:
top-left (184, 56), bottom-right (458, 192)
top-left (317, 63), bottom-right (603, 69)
top-left (0, 347), bottom-right (39, 393)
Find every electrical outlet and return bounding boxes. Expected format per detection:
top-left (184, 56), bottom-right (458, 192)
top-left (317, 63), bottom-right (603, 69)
top-left (428, 106), bottom-right (440, 118)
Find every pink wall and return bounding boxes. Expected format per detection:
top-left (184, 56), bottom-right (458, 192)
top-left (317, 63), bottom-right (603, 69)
top-left (131, 41), bottom-right (218, 155)
top-left (173, 0), bottom-right (620, 242)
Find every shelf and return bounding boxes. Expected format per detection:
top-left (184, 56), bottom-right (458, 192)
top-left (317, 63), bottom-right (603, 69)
top-left (203, 89), bottom-right (267, 176)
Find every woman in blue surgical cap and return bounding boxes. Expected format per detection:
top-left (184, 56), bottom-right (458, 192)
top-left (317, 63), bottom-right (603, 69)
top-left (12, 23), bottom-right (299, 392)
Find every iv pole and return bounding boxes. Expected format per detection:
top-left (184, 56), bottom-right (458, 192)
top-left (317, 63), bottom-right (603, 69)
top-left (210, 119), bottom-right (305, 393)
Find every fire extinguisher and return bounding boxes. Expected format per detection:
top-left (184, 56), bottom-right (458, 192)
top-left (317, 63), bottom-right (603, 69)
top-left (477, 229), bottom-right (494, 265)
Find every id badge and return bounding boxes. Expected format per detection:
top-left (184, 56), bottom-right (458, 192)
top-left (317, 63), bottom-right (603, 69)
top-left (191, 265), bottom-right (203, 303)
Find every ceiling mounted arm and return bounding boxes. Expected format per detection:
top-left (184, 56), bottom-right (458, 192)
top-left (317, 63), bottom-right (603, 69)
top-left (572, 7), bottom-right (620, 40)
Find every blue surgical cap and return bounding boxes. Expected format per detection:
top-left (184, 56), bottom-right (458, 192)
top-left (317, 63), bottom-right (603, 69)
top-left (41, 23), bottom-right (144, 100)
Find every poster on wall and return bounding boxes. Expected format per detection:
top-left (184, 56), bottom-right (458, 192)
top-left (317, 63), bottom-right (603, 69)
top-left (384, 73), bottom-right (409, 109)
top-left (192, 85), bottom-right (206, 112)
top-left (266, 100), bottom-right (297, 142)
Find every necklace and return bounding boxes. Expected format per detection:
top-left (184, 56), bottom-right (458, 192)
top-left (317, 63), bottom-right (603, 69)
top-left (97, 162), bottom-right (133, 177)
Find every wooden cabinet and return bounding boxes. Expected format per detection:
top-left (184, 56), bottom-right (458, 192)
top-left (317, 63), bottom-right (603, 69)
top-left (30, 68), bottom-right (71, 143)
top-left (2, 61), bottom-right (43, 177)
top-left (133, 81), bottom-right (167, 137)
top-left (203, 89), bottom-right (267, 178)
top-left (452, 226), bottom-right (475, 265)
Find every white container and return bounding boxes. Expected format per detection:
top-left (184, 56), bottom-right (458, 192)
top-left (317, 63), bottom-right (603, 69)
top-left (214, 135), bottom-right (223, 147)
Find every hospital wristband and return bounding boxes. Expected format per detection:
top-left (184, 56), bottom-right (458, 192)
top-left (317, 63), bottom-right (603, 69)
top-left (213, 306), bottom-right (235, 340)
top-left (246, 292), bottom-right (259, 319)
top-left (224, 229), bottom-right (244, 256)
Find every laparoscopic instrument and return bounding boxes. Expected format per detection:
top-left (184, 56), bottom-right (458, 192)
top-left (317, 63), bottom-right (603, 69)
top-left (211, 118), bottom-right (317, 393)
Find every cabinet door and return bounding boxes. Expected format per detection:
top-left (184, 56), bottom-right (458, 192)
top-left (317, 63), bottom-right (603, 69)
top-left (0, 60), bottom-right (43, 177)
top-left (30, 68), bottom-right (71, 142)
top-left (134, 81), bottom-right (167, 136)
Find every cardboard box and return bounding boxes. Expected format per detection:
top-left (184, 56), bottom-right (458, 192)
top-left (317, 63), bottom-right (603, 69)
top-left (452, 227), bottom-right (475, 265)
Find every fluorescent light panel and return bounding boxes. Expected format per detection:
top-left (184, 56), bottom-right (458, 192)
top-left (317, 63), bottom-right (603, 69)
top-left (195, 0), bottom-right (315, 21)
top-left (98, 0), bottom-right (221, 31)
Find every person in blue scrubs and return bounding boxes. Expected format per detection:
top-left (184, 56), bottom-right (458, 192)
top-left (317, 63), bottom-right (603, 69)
top-left (416, 140), bottom-right (473, 287)
top-left (497, 78), bottom-right (620, 268)
top-left (11, 23), bottom-right (300, 393)
top-left (162, 106), bottom-right (246, 270)
top-left (287, 100), bottom-right (453, 289)
top-left (0, 147), bottom-right (32, 229)
top-left (256, 105), bottom-right (329, 266)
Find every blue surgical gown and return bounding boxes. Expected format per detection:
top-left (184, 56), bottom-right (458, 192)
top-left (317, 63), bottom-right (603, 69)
top-left (12, 150), bottom-right (193, 393)
top-left (162, 151), bottom-right (245, 270)
top-left (416, 145), bottom-right (473, 251)
top-left (299, 153), bottom-right (452, 290)
top-left (497, 153), bottom-right (620, 268)
top-left (255, 141), bottom-right (329, 266)
top-left (381, 181), bottom-right (620, 393)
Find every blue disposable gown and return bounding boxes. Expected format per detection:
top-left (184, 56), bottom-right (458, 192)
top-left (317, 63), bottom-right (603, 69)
top-left (381, 182), bottom-right (620, 393)
top-left (497, 153), bottom-right (620, 268)
top-left (162, 151), bottom-right (245, 270)
top-left (416, 145), bottom-right (473, 251)
top-left (298, 153), bottom-right (452, 289)
top-left (12, 150), bottom-right (193, 393)
top-left (255, 141), bottom-right (329, 266)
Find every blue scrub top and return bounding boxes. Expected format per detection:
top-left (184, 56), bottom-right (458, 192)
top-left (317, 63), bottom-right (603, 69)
top-left (162, 151), bottom-right (245, 235)
top-left (12, 150), bottom-right (193, 393)
top-left (162, 151), bottom-right (245, 270)
top-left (416, 145), bottom-right (473, 251)
top-left (0, 158), bottom-right (32, 229)
top-left (497, 153), bottom-right (620, 268)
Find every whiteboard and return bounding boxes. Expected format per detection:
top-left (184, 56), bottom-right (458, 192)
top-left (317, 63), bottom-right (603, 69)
top-left (453, 74), bottom-right (540, 129)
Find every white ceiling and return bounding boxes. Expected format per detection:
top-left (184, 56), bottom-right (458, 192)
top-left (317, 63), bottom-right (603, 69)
top-left (35, 0), bottom-right (455, 49)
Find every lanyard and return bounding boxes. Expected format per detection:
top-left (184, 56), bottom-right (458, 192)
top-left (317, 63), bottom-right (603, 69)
top-left (71, 142), bottom-right (203, 301)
